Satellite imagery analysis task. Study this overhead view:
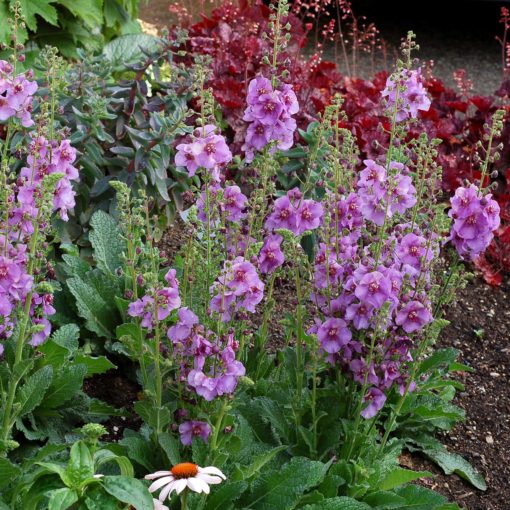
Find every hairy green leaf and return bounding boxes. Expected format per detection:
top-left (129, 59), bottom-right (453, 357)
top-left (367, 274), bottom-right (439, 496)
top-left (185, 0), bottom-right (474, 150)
top-left (379, 468), bottom-right (433, 491)
top-left (16, 365), bottom-right (53, 417)
top-left (47, 488), bottom-right (78, 510)
top-left (301, 497), bottom-right (371, 510)
top-left (67, 277), bottom-right (115, 338)
top-left (40, 365), bottom-right (87, 409)
top-left (89, 210), bottom-right (126, 275)
top-left (0, 458), bottom-right (22, 490)
top-left (242, 457), bottom-right (329, 510)
top-left (102, 476), bottom-right (153, 510)
top-left (204, 481), bottom-right (248, 510)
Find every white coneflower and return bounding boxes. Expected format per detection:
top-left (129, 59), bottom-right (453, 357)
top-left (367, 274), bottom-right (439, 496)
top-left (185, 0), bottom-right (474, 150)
top-left (145, 462), bottom-right (226, 502)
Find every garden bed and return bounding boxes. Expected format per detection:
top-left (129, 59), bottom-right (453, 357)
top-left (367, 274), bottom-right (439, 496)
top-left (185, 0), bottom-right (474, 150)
top-left (85, 219), bottom-right (510, 510)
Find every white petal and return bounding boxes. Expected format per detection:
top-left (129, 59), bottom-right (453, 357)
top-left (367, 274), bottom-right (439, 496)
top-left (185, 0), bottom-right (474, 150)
top-left (159, 480), bottom-right (178, 502)
top-left (187, 477), bottom-right (210, 494)
top-left (145, 470), bottom-right (173, 480)
top-left (196, 473), bottom-right (223, 484)
top-left (198, 466), bottom-right (226, 479)
top-left (153, 499), bottom-right (170, 510)
top-left (174, 478), bottom-right (188, 495)
top-left (148, 476), bottom-right (174, 493)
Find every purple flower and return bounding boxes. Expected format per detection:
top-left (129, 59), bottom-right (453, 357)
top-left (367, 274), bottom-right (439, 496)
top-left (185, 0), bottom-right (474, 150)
top-left (317, 317), bottom-right (352, 354)
top-left (448, 185), bottom-right (500, 260)
top-left (249, 92), bottom-right (284, 125)
top-left (175, 143), bottom-right (201, 176)
top-left (209, 257), bottom-right (264, 321)
top-left (382, 68), bottom-right (431, 121)
top-left (175, 125), bottom-right (232, 176)
top-left (345, 301), bottom-right (374, 330)
top-left (265, 195), bottom-right (298, 233)
top-left (258, 234), bottom-right (284, 274)
top-left (296, 199), bottom-right (324, 234)
top-left (168, 307), bottom-right (199, 341)
top-left (358, 160), bottom-right (386, 189)
top-left (354, 271), bottom-right (391, 309)
top-left (222, 186), bottom-right (247, 222)
top-left (164, 269), bottom-right (180, 289)
top-left (195, 132), bottom-right (232, 170)
top-left (29, 317), bottom-right (51, 347)
top-left (178, 420), bottom-right (211, 446)
top-left (243, 77), bottom-right (298, 160)
top-left (187, 345), bottom-right (246, 401)
top-left (247, 76), bottom-right (273, 104)
top-left (128, 295), bottom-right (155, 329)
top-left (396, 300), bottom-right (432, 333)
top-left (396, 233), bottom-right (431, 271)
top-left (156, 287), bottom-right (181, 321)
top-left (361, 387), bottom-right (387, 419)
top-left (53, 178), bottom-right (76, 221)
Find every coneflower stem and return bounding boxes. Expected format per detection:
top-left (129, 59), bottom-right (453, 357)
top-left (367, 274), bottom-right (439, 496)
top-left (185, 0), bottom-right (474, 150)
top-left (181, 489), bottom-right (189, 510)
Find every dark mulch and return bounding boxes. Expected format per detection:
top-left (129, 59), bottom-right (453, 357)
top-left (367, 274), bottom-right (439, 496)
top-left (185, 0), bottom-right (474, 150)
top-left (83, 367), bottom-right (142, 442)
top-left (406, 280), bottom-right (510, 510)
top-left (84, 218), bottom-right (510, 509)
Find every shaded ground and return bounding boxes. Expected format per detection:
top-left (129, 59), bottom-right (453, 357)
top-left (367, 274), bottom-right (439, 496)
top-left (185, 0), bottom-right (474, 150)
top-left (139, 0), bottom-right (504, 95)
top-left (404, 280), bottom-right (510, 510)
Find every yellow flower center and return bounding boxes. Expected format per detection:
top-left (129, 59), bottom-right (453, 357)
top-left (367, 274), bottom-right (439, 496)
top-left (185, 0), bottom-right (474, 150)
top-left (171, 462), bottom-right (198, 479)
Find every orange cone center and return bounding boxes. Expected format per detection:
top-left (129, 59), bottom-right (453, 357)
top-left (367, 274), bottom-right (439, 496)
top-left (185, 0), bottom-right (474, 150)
top-left (171, 462), bottom-right (199, 479)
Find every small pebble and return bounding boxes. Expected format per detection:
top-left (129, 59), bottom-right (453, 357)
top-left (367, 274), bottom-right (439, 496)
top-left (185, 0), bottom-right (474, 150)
top-left (485, 435), bottom-right (494, 444)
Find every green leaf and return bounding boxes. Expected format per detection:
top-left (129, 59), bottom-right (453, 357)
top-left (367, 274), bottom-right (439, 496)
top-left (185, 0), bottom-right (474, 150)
top-left (67, 276), bottom-right (115, 338)
top-left (242, 457), bottom-right (329, 510)
top-left (41, 365), bottom-right (87, 409)
top-left (102, 475), bottom-right (153, 510)
top-left (417, 348), bottom-right (458, 376)
top-left (89, 210), bottom-right (126, 275)
top-left (204, 481), bottom-right (248, 510)
top-left (58, 0), bottom-right (102, 28)
top-left (66, 441), bottom-right (94, 488)
top-left (102, 34), bottom-right (160, 67)
top-left (362, 491), bottom-right (407, 509)
top-left (0, 458), bottom-right (22, 490)
top-left (74, 354), bottom-right (116, 376)
top-left (119, 436), bottom-right (155, 471)
top-left (393, 485), bottom-right (447, 510)
top-left (84, 487), bottom-right (120, 510)
top-left (240, 445), bottom-right (287, 480)
top-left (0, 3), bottom-right (9, 43)
top-left (15, 0), bottom-right (59, 32)
top-left (301, 497), bottom-right (371, 510)
top-left (379, 468), bottom-right (433, 491)
top-left (62, 254), bottom-right (91, 279)
top-left (424, 449), bottom-right (486, 491)
top-left (158, 433), bottom-right (180, 466)
top-left (94, 449), bottom-right (134, 477)
top-left (38, 340), bottom-right (69, 368)
top-left (16, 365), bottom-right (53, 417)
top-left (134, 400), bottom-right (171, 430)
top-left (47, 488), bottom-right (78, 510)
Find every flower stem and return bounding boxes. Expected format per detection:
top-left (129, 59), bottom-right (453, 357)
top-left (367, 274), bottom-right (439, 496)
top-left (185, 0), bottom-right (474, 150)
top-left (209, 398), bottom-right (227, 455)
top-left (181, 489), bottom-right (189, 510)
